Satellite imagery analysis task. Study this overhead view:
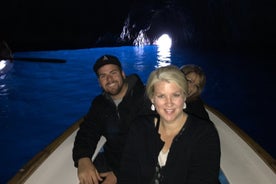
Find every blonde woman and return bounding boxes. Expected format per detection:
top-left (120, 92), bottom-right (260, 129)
top-left (119, 65), bottom-right (220, 184)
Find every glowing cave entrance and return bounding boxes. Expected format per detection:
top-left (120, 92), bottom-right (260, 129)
top-left (154, 34), bottom-right (172, 49)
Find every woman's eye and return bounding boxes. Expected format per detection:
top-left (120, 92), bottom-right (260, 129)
top-left (173, 93), bottom-right (181, 97)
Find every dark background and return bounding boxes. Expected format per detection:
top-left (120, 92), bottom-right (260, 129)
top-left (1, 0), bottom-right (276, 52)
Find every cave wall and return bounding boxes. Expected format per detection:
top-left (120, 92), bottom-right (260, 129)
top-left (1, 0), bottom-right (275, 51)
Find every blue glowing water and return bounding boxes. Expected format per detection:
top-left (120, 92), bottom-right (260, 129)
top-left (0, 45), bottom-right (275, 183)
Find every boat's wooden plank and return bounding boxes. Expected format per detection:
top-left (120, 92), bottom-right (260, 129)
top-left (206, 105), bottom-right (276, 184)
top-left (7, 118), bottom-right (83, 184)
top-left (24, 130), bottom-right (80, 184)
top-left (8, 117), bottom-right (106, 184)
top-left (24, 133), bottom-right (106, 184)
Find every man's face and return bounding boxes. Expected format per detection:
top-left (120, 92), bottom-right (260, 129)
top-left (97, 64), bottom-right (125, 96)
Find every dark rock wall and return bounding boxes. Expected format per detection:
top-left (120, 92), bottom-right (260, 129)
top-left (1, 0), bottom-right (275, 52)
top-left (120, 0), bottom-right (276, 51)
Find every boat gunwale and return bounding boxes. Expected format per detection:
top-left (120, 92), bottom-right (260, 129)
top-left (7, 118), bottom-right (83, 184)
top-left (205, 105), bottom-right (275, 173)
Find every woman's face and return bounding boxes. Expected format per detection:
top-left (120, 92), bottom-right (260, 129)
top-left (152, 81), bottom-right (186, 123)
top-left (185, 72), bottom-right (200, 97)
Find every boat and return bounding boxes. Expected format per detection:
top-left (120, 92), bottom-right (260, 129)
top-left (0, 40), bottom-right (66, 65)
top-left (0, 41), bottom-right (66, 78)
top-left (7, 106), bottom-right (276, 184)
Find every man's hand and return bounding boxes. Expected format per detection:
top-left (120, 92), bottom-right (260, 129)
top-left (77, 157), bottom-right (103, 184)
top-left (99, 171), bottom-right (117, 184)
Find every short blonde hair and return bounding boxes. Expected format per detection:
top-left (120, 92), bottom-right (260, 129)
top-left (146, 65), bottom-right (188, 99)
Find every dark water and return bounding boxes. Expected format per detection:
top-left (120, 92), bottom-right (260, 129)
top-left (0, 46), bottom-right (275, 183)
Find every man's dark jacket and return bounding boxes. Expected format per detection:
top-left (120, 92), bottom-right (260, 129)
top-left (72, 74), bottom-right (151, 176)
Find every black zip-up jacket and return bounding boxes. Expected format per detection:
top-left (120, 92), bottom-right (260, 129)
top-left (72, 74), bottom-right (152, 176)
top-left (119, 114), bottom-right (221, 184)
top-left (185, 97), bottom-right (210, 121)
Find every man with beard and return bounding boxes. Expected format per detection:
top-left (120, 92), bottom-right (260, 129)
top-left (73, 55), bottom-right (151, 184)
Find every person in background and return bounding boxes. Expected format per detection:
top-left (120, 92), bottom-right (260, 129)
top-left (180, 64), bottom-right (210, 120)
top-left (119, 65), bottom-right (221, 184)
top-left (73, 55), bottom-right (152, 184)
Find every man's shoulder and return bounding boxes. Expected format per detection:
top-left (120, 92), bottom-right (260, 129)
top-left (125, 74), bottom-right (146, 97)
top-left (127, 73), bottom-right (140, 80)
top-left (126, 74), bottom-right (144, 87)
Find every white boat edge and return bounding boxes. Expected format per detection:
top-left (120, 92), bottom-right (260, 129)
top-left (206, 105), bottom-right (275, 183)
top-left (7, 106), bottom-right (276, 184)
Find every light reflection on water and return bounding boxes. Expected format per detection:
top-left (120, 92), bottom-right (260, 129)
top-left (157, 46), bottom-right (171, 67)
top-left (0, 83), bottom-right (8, 118)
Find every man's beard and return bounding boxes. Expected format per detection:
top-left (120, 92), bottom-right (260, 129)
top-left (106, 82), bottom-right (124, 96)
